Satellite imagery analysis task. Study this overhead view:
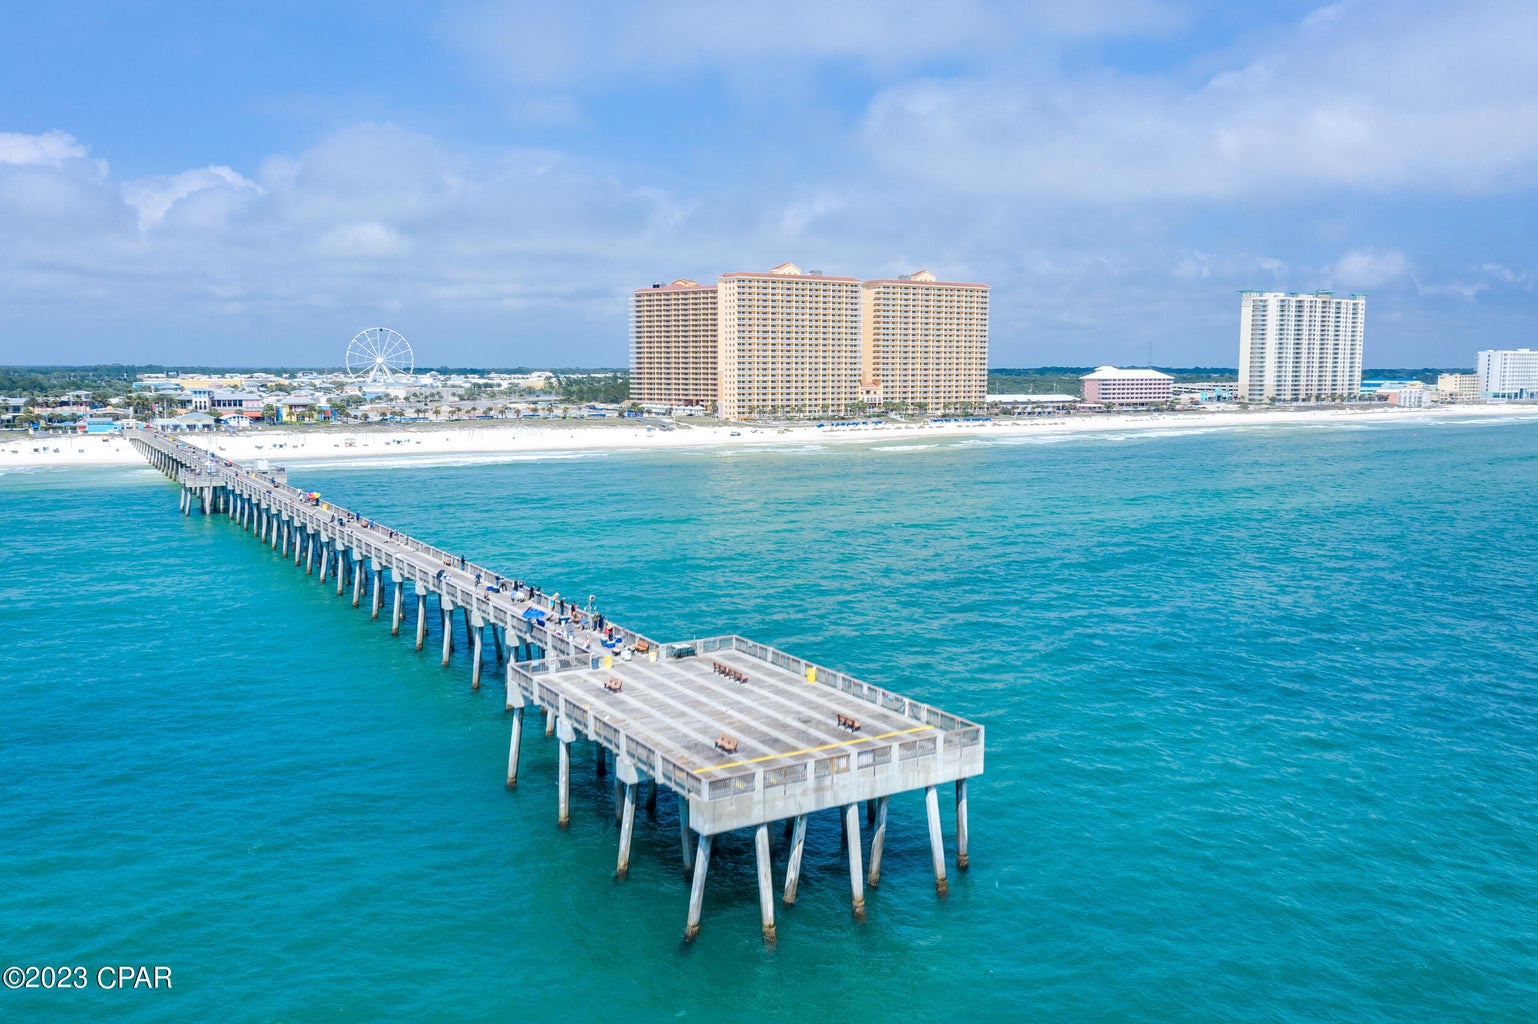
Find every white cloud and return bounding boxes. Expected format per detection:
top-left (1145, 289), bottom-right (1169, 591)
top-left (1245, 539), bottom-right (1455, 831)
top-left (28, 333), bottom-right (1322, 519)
top-left (0, 129), bottom-right (90, 168)
top-left (1332, 248), bottom-right (1409, 289)
top-left (315, 221), bottom-right (410, 259)
top-left (446, 0), bottom-right (1182, 85)
top-left (862, 0), bottom-right (1538, 199)
top-left (122, 166), bottom-right (263, 231)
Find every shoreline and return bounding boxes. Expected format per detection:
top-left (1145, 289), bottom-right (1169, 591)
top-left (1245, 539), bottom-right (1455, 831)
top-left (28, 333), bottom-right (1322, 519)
top-left (4, 404), bottom-right (1537, 471)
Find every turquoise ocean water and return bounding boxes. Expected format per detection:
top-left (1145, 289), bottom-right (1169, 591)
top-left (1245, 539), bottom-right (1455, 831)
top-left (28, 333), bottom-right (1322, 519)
top-left (2, 417), bottom-right (1536, 1022)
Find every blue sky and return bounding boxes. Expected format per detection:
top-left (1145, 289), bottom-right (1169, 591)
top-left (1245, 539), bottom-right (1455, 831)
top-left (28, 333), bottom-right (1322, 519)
top-left (2, 0), bottom-right (1535, 369)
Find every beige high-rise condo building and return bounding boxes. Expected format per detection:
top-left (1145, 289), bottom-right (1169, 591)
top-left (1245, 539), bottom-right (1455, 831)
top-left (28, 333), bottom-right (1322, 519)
top-left (716, 262), bottom-right (862, 420)
top-left (860, 270), bottom-right (989, 412)
top-left (632, 262), bottom-right (991, 419)
top-left (1239, 290), bottom-right (1365, 403)
top-left (630, 278), bottom-right (719, 409)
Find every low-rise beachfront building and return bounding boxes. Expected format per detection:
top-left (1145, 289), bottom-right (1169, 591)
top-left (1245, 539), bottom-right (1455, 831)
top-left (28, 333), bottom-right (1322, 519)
top-left (631, 278), bottom-right (719, 410)
top-left (1388, 383), bottom-right (1431, 407)
top-left (859, 271), bottom-right (989, 413)
top-left (1080, 367), bottom-right (1174, 406)
top-left (1436, 373), bottom-right (1481, 402)
top-left (1238, 290), bottom-right (1366, 402)
top-left (1171, 381), bottom-right (1239, 403)
top-left (1477, 348), bottom-right (1538, 400)
top-left (211, 390), bottom-right (264, 417)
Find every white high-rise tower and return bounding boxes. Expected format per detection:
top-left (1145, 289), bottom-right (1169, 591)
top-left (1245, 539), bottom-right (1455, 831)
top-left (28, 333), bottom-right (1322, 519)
top-left (1238, 291), bottom-right (1366, 403)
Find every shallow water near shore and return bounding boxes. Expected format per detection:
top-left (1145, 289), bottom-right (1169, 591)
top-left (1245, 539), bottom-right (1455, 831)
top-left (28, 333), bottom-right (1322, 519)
top-left (3, 417), bottom-right (1537, 1022)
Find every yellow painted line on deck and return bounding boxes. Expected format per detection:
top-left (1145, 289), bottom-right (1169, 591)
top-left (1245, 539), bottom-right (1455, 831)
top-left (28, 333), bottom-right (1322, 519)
top-left (696, 724), bottom-right (934, 773)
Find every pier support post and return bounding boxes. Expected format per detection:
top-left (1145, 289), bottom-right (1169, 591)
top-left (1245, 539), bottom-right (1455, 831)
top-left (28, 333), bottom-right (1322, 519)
top-left (556, 716), bottom-right (574, 828)
top-left (596, 743), bottom-right (607, 778)
top-left (679, 801), bottom-right (695, 872)
top-left (471, 620), bottom-right (484, 690)
top-left (956, 778), bottom-right (970, 870)
top-left (318, 540), bottom-right (330, 583)
top-left (461, 607), bottom-right (473, 651)
top-left (868, 796), bottom-right (890, 888)
top-left (441, 607), bottom-right (453, 667)
top-left (684, 833), bottom-right (713, 941)
top-left (844, 804), bottom-right (866, 921)
top-left (336, 549), bottom-right (346, 595)
top-left (755, 823), bottom-right (776, 942)
top-left (293, 526), bottom-right (303, 566)
top-left (305, 533), bottom-right (315, 575)
top-left (783, 814), bottom-right (808, 905)
top-left (616, 779), bottom-right (638, 880)
top-left (925, 785), bottom-right (948, 896)
top-left (492, 625), bottom-right (505, 663)
top-left (545, 707), bottom-right (555, 737)
top-left (270, 515), bottom-right (278, 550)
top-left (414, 585), bottom-right (427, 650)
top-left (646, 779), bottom-right (657, 813)
top-left (370, 566), bottom-right (382, 621)
top-left (351, 559), bottom-right (363, 608)
top-left (391, 581), bottom-right (404, 636)
top-left (506, 706), bottom-right (524, 788)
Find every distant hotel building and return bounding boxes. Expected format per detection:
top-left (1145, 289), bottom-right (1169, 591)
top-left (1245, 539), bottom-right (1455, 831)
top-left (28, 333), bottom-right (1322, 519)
top-left (631, 278), bottom-right (718, 409)
top-left (1436, 372), bottom-right (1481, 402)
top-left (1476, 348), bottom-right (1538, 400)
top-left (632, 262), bottom-right (988, 419)
top-left (860, 271), bottom-right (989, 411)
top-left (1080, 366), bottom-right (1174, 406)
top-left (1238, 291), bottom-right (1366, 402)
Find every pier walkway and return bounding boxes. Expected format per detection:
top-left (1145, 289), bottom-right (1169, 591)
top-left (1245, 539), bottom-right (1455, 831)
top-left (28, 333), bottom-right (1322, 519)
top-left (129, 427), bottom-right (984, 941)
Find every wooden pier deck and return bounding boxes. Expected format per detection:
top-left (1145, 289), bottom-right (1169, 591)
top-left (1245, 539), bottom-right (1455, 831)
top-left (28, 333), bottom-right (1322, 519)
top-left (129, 427), bottom-right (984, 941)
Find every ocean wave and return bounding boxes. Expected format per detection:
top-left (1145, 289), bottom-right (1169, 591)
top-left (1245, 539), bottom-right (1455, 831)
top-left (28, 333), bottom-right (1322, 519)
top-left (280, 450), bottom-right (609, 471)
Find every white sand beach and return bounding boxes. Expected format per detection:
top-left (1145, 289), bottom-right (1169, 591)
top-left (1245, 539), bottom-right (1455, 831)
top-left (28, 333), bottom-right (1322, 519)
top-left (4, 404), bottom-right (1537, 471)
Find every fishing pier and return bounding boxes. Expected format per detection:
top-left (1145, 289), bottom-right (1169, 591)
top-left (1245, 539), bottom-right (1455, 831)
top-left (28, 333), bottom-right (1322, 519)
top-left (128, 427), bottom-right (985, 941)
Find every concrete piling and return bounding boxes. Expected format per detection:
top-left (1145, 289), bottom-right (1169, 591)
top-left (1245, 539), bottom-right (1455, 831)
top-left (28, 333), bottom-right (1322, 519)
top-left (471, 622), bottom-right (483, 690)
top-left (956, 778), bottom-right (970, 870)
top-left (783, 814), bottom-right (807, 905)
top-left (414, 585), bottom-right (427, 649)
top-left (684, 833), bottom-right (713, 941)
top-left (556, 716), bottom-right (574, 828)
top-left (506, 706), bottom-right (524, 788)
top-left (925, 785), bottom-right (948, 896)
top-left (391, 581), bottom-right (404, 636)
top-left (679, 802), bottom-right (695, 873)
top-left (844, 804), bottom-right (866, 921)
top-left (868, 796), bottom-right (890, 888)
top-left (755, 822), bottom-right (776, 942)
top-left (616, 782), bottom-right (637, 880)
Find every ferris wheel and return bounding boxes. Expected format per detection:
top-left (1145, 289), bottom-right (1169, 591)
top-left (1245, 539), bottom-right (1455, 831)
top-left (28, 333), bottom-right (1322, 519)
top-left (345, 327), bottom-right (414, 384)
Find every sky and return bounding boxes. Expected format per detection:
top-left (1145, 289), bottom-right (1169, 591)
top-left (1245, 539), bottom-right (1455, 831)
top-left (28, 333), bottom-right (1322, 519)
top-left (2, 0), bottom-right (1536, 370)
